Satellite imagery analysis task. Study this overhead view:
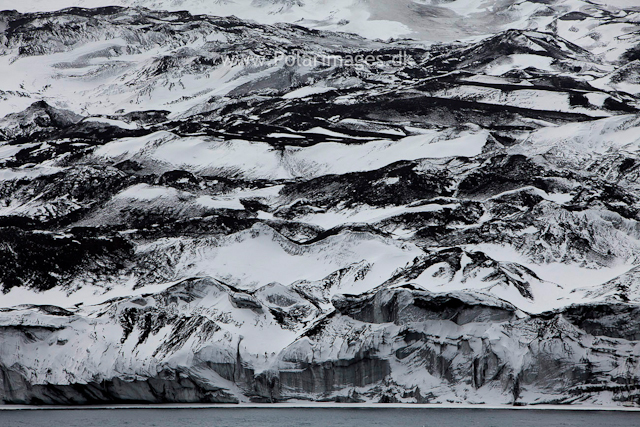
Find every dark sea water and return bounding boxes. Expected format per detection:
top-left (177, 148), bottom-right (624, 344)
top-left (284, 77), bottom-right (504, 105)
top-left (1, 408), bottom-right (639, 427)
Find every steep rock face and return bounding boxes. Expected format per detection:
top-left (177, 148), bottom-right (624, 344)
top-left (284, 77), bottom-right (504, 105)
top-left (0, 5), bottom-right (640, 407)
top-left (1, 284), bottom-right (638, 405)
top-left (0, 101), bottom-right (83, 141)
top-left (0, 366), bottom-right (240, 405)
top-left (275, 289), bottom-right (640, 405)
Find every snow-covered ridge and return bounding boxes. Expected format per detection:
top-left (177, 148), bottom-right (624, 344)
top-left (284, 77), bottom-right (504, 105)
top-left (4, 0), bottom-right (640, 50)
top-left (0, 5), bottom-right (639, 406)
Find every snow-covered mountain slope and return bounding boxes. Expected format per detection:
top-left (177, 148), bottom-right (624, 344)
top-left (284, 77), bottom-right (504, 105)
top-left (0, 6), bottom-right (640, 406)
top-left (4, 0), bottom-right (640, 48)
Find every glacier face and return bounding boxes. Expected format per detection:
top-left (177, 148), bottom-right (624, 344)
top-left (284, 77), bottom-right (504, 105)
top-left (0, 2), bottom-right (640, 406)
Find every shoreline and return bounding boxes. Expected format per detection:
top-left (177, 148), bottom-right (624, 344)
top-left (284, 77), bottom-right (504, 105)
top-left (1, 403), bottom-right (640, 412)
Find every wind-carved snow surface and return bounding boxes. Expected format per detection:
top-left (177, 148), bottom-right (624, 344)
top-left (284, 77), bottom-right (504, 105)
top-left (0, 2), bottom-right (640, 407)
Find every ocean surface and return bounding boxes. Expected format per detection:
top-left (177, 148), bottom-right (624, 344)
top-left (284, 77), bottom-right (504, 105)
top-left (0, 408), bottom-right (639, 427)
